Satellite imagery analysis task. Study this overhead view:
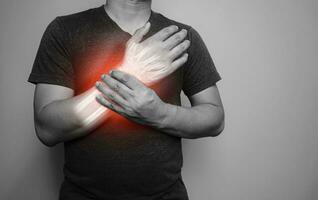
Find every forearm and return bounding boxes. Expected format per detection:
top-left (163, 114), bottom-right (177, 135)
top-left (155, 103), bottom-right (224, 139)
top-left (36, 87), bottom-right (110, 146)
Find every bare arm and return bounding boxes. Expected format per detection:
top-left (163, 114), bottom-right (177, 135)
top-left (32, 23), bottom-right (190, 146)
top-left (157, 85), bottom-right (225, 139)
top-left (33, 85), bottom-right (109, 146)
top-left (95, 71), bottom-right (224, 139)
top-left (94, 25), bottom-right (224, 139)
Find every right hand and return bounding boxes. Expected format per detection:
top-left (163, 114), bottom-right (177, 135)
top-left (118, 22), bottom-right (190, 85)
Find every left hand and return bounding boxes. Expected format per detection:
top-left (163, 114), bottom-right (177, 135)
top-left (119, 22), bottom-right (190, 85)
top-left (95, 69), bottom-right (168, 127)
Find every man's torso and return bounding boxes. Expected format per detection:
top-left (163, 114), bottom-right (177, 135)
top-left (56, 5), bottom-right (190, 200)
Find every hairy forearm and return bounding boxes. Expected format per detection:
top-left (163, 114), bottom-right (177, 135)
top-left (155, 103), bottom-right (225, 139)
top-left (35, 87), bottom-right (110, 146)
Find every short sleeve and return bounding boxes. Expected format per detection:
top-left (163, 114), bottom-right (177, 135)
top-left (27, 17), bottom-right (74, 89)
top-left (182, 27), bottom-right (221, 97)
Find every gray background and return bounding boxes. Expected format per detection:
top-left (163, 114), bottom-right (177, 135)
top-left (1, 0), bottom-right (318, 199)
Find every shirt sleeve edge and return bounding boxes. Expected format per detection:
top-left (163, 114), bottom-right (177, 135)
top-left (27, 73), bottom-right (74, 90)
top-left (183, 71), bottom-right (222, 97)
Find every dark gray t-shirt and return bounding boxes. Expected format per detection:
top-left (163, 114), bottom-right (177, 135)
top-left (28, 5), bottom-right (221, 200)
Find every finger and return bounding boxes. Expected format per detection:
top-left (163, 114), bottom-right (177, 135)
top-left (131, 22), bottom-right (151, 43)
top-left (101, 74), bottom-right (134, 100)
top-left (168, 39), bottom-right (191, 60)
top-left (109, 70), bottom-right (145, 91)
top-left (170, 53), bottom-right (189, 72)
top-left (163, 29), bottom-right (188, 50)
top-left (149, 25), bottom-right (179, 41)
top-left (96, 94), bottom-right (126, 116)
top-left (95, 81), bottom-right (129, 108)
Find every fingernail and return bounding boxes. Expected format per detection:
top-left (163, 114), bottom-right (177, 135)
top-left (101, 74), bottom-right (106, 79)
top-left (96, 81), bottom-right (100, 87)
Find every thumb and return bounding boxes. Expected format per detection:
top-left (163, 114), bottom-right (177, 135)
top-left (131, 22), bottom-right (151, 43)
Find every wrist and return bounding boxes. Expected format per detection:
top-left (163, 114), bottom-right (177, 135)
top-left (156, 102), bottom-right (178, 130)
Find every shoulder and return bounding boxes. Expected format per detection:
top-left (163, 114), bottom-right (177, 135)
top-left (41, 6), bottom-right (103, 46)
top-left (151, 11), bottom-right (191, 29)
top-left (51, 6), bottom-right (100, 31)
top-left (151, 11), bottom-right (202, 43)
top-left (151, 11), bottom-right (192, 31)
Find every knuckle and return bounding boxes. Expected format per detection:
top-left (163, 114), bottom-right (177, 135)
top-left (105, 89), bottom-right (115, 98)
top-left (145, 89), bottom-right (154, 97)
top-left (141, 88), bottom-right (149, 94)
top-left (163, 26), bottom-right (176, 34)
top-left (131, 101), bottom-right (141, 112)
top-left (144, 98), bottom-right (155, 108)
top-left (121, 74), bottom-right (129, 82)
top-left (125, 106), bottom-right (133, 113)
top-left (108, 92), bottom-right (115, 99)
top-left (181, 29), bottom-right (188, 35)
top-left (101, 98), bottom-right (108, 105)
top-left (178, 42), bottom-right (188, 51)
top-left (175, 35), bottom-right (182, 41)
top-left (135, 102), bottom-right (143, 110)
top-left (177, 30), bottom-right (187, 39)
top-left (163, 28), bottom-right (171, 35)
top-left (159, 42), bottom-right (167, 49)
top-left (128, 92), bottom-right (135, 99)
top-left (113, 83), bottom-right (120, 91)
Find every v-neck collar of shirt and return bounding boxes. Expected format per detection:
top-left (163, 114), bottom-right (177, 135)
top-left (98, 4), bottom-right (155, 37)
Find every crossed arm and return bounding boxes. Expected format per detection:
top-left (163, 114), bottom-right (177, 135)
top-left (34, 80), bottom-right (224, 146)
top-left (32, 24), bottom-right (224, 146)
top-left (94, 69), bottom-right (224, 139)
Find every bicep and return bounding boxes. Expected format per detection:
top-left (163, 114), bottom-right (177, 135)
top-left (34, 83), bottom-right (74, 117)
top-left (188, 84), bottom-right (223, 109)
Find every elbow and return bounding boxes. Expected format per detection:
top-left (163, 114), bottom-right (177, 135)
top-left (210, 119), bottom-right (225, 137)
top-left (40, 140), bottom-right (57, 147)
top-left (34, 122), bottom-right (59, 147)
top-left (210, 108), bottom-right (225, 137)
top-left (39, 137), bottom-right (58, 147)
top-left (186, 110), bottom-right (225, 139)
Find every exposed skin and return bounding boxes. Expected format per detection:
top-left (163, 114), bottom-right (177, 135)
top-left (32, 0), bottom-right (224, 146)
top-left (104, 0), bottom-right (152, 35)
top-left (118, 22), bottom-right (190, 85)
top-left (33, 1), bottom-right (191, 146)
top-left (95, 0), bottom-right (225, 138)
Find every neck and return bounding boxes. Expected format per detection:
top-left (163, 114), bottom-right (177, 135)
top-left (105, 0), bottom-right (151, 25)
